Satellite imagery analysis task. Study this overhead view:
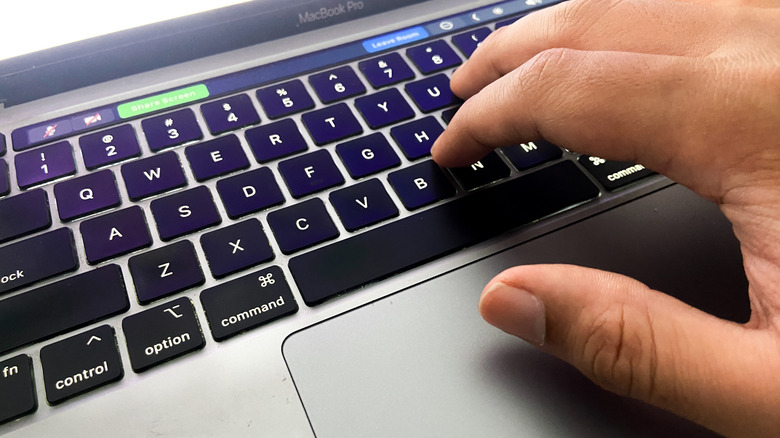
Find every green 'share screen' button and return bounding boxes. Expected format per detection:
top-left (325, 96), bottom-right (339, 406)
top-left (118, 84), bottom-right (209, 119)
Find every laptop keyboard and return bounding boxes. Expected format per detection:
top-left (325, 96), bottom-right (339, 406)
top-left (0, 13), bottom-right (655, 425)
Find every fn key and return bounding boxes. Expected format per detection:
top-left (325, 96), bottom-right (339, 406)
top-left (0, 355), bottom-right (37, 425)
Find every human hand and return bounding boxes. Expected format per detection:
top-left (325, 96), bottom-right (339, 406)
top-left (430, 0), bottom-right (780, 436)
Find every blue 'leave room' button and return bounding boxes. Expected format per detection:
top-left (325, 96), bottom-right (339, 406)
top-left (362, 26), bottom-right (429, 53)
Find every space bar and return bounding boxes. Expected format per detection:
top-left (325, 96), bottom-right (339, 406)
top-left (288, 161), bottom-right (599, 306)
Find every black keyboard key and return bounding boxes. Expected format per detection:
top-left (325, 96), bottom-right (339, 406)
top-left (15, 141), bottom-right (76, 189)
top-left (122, 297), bottom-right (205, 372)
top-left (290, 161), bottom-right (600, 305)
top-left (405, 74), bottom-right (461, 113)
top-left (0, 133), bottom-right (5, 156)
top-left (0, 189), bottom-right (51, 244)
top-left (354, 88), bottom-right (415, 129)
top-left (406, 40), bottom-right (461, 74)
top-left (256, 80), bottom-right (315, 119)
top-left (267, 198), bottom-right (339, 254)
top-left (0, 264), bottom-right (129, 355)
top-left (496, 16), bottom-right (523, 29)
top-left (128, 241), bottom-right (205, 304)
top-left (502, 140), bottom-right (562, 170)
top-left (388, 160), bottom-right (456, 210)
top-left (121, 151), bottom-right (187, 201)
top-left (40, 325), bottom-right (123, 405)
top-left (301, 103), bottom-right (363, 145)
top-left (54, 170), bottom-right (121, 221)
top-left (358, 52), bottom-right (415, 89)
top-left (81, 206), bottom-right (152, 264)
top-left (185, 134), bottom-right (249, 181)
top-left (0, 159), bottom-right (8, 196)
top-left (80, 125), bottom-right (141, 170)
top-left (200, 266), bottom-right (297, 341)
top-left (150, 186), bottom-right (222, 241)
top-left (329, 179), bottom-right (399, 231)
top-left (200, 219), bottom-right (274, 278)
top-left (390, 116), bottom-right (444, 160)
top-left (336, 133), bottom-right (401, 178)
top-left (216, 168), bottom-right (285, 219)
top-left (142, 108), bottom-right (203, 152)
top-left (578, 156), bottom-right (655, 191)
top-left (0, 355), bottom-right (37, 425)
top-left (0, 228), bottom-right (78, 295)
top-left (309, 66), bottom-right (366, 103)
top-left (201, 94), bottom-right (260, 135)
top-left (449, 151), bottom-right (511, 191)
top-left (278, 149), bottom-right (344, 198)
top-left (245, 119), bottom-right (309, 163)
top-left (441, 106), bottom-right (460, 124)
top-left (451, 27), bottom-right (492, 58)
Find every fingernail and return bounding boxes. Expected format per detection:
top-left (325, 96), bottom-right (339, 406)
top-left (480, 282), bottom-right (546, 346)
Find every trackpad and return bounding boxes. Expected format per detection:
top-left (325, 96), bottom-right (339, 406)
top-left (283, 185), bottom-right (745, 437)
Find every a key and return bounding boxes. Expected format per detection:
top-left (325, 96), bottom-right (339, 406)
top-left (578, 156), bottom-right (656, 190)
top-left (335, 133), bottom-right (401, 178)
top-left (449, 151), bottom-right (511, 191)
top-left (79, 125), bottom-right (141, 170)
top-left (201, 94), bottom-right (260, 135)
top-left (301, 103), bottom-right (363, 145)
top-left (0, 133), bottom-right (5, 156)
top-left (122, 297), bottom-right (205, 372)
top-left (502, 140), bottom-right (563, 171)
top-left (80, 206), bottom-right (152, 264)
top-left (0, 355), bottom-right (37, 425)
top-left (358, 52), bottom-right (415, 89)
top-left (184, 134), bottom-right (249, 181)
top-left (0, 189), bottom-right (51, 244)
top-left (278, 149), bottom-right (344, 198)
top-left (406, 40), bottom-right (461, 74)
top-left (200, 219), bottom-right (274, 278)
top-left (451, 27), bottom-right (492, 58)
top-left (309, 66), bottom-right (366, 104)
top-left (387, 160), bottom-right (456, 210)
top-left (405, 74), bottom-right (461, 113)
top-left (354, 88), bottom-right (415, 129)
top-left (0, 159), bottom-right (9, 197)
top-left (329, 179), bottom-right (399, 231)
top-left (142, 108), bottom-right (203, 152)
top-left (245, 119), bottom-right (309, 163)
top-left (390, 116), bottom-right (444, 160)
top-left (290, 161), bottom-right (600, 305)
top-left (40, 325), bottom-right (123, 404)
top-left (15, 141), bottom-right (76, 189)
top-left (54, 169), bottom-right (121, 221)
top-left (128, 241), bottom-right (205, 304)
top-left (256, 80), bottom-right (314, 119)
top-left (215, 168), bottom-right (285, 219)
top-left (0, 228), bottom-right (78, 295)
top-left (200, 266), bottom-right (297, 341)
top-left (266, 198), bottom-right (339, 254)
top-left (121, 151), bottom-right (188, 201)
top-left (0, 264), bottom-right (129, 355)
top-left (150, 186), bottom-right (222, 241)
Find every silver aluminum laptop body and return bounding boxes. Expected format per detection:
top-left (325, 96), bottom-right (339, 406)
top-left (0, 0), bottom-right (746, 436)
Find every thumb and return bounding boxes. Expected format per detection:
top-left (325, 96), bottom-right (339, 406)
top-left (479, 264), bottom-right (779, 437)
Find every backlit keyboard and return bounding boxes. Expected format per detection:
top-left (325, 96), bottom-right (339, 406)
top-left (0, 12), bottom-right (654, 425)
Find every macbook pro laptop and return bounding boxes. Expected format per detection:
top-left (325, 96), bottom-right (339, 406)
top-left (0, 0), bottom-right (749, 436)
